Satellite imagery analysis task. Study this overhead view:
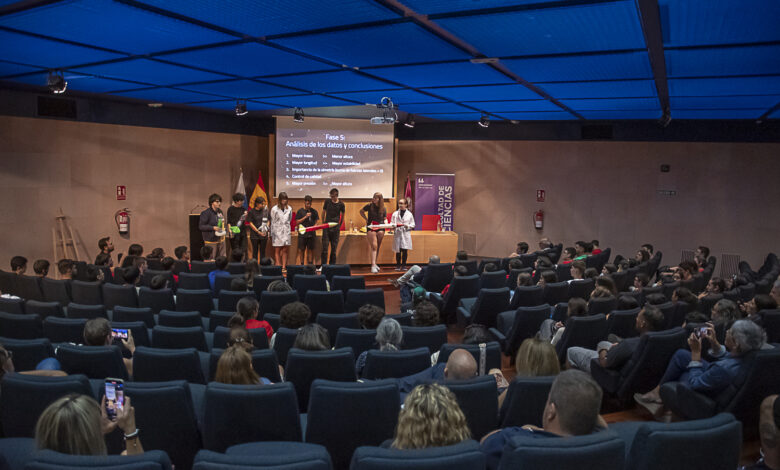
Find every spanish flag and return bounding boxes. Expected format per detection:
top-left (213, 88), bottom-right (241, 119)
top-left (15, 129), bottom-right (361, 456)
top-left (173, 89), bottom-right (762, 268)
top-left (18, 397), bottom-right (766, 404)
top-left (249, 170), bottom-right (268, 208)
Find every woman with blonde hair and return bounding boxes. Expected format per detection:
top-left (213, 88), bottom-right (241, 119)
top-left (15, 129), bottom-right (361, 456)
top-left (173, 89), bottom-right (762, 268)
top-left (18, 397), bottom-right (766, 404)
top-left (392, 383), bottom-right (471, 449)
top-left (36, 393), bottom-right (143, 455)
top-left (360, 192), bottom-right (387, 273)
top-left (497, 337), bottom-right (560, 408)
top-left (215, 345), bottom-right (271, 385)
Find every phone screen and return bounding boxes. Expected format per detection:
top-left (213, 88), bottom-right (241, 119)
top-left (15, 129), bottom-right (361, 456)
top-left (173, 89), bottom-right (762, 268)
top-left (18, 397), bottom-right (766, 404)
top-left (111, 329), bottom-right (128, 340)
top-left (104, 378), bottom-right (124, 420)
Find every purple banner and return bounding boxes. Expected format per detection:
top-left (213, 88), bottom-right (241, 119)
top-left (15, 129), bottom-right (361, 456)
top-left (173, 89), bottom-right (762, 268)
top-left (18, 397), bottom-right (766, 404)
top-left (414, 173), bottom-right (454, 231)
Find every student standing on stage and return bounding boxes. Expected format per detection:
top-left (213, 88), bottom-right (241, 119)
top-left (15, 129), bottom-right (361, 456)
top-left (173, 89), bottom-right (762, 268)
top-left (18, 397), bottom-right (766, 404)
top-left (296, 195), bottom-right (319, 265)
top-left (199, 193), bottom-right (226, 258)
top-left (360, 192), bottom-right (387, 273)
top-left (321, 188), bottom-right (345, 268)
top-left (247, 196), bottom-right (269, 261)
top-left (270, 192), bottom-right (292, 267)
top-left (391, 198), bottom-right (415, 271)
top-left (226, 193), bottom-right (248, 259)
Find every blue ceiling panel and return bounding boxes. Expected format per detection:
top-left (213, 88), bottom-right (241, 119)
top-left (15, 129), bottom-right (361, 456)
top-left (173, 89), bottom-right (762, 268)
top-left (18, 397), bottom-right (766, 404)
top-left (178, 79), bottom-right (297, 99)
top-left (435, 0), bottom-right (646, 57)
top-left (400, 0), bottom-right (562, 15)
top-left (562, 97), bottom-right (659, 111)
top-left (502, 51), bottom-right (652, 83)
top-left (659, 0), bottom-right (780, 48)
top-left (261, 94), bottom-right (360, 108)
top-left (495, 111), bottom-right (577, 120)
top-left (72, 59), bottom-right (229, 86)
top-left (185, 99), bottom-right (282, 111)
top-left (538, 80), bottom-right (657, 99)
top-left (158, 42), bottom-right (333, 78)
top-left (0, 29), bottom-right (125, 69)
top-left (368, 62), bottom-right (514, 87)
top-left (328, 89), bottom-right (443, 104)
top-left (137, 0), bottom-right (399, 37)
top-left (579, 110), bottom-right (662, 119)
top-left (0, 0), bottom-right (25, 5)
top-left (0, 60), bottom-right (43, 77)
top-left (263, 70), bottom-right (393, 93)
top-left (8, 71), bottom-right (148, 93)
top-left (672, 109), bottom-right (765, 119)
top-left (421, 84), bottom-right (539, 101)
top-left (671, 95), bottom-right (780, 110)
top-left (669, 77), bottom-right (780, 97)
top-left (769, 108), bottom-right (780, 119)
top-left (463, 100), bottom-right (561, 112)
top-left (665, 46), bottom-right (780, 78)
top-left (114, 87), bottom-right (222, 103)
top-left (0, 0), bottom-right (235, 55)
top-left (419, 113), bottom-right (484, 121)
top-left (400, 102), bottom-right (474, 114)
top-left (273, 22), bottom-right (471, 68)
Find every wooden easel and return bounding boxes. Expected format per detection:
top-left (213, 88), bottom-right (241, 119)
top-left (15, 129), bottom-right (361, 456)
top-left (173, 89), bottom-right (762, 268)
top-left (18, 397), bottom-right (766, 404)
top-left (53, 209), bottom-right (80, 279)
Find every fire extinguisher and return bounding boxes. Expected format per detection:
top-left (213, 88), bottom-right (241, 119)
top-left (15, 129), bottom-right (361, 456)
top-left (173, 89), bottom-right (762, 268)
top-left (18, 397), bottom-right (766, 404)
top-left (115, 208), bottom-right (130, 235)
top-left (534, 210), bottom-right (544, 230)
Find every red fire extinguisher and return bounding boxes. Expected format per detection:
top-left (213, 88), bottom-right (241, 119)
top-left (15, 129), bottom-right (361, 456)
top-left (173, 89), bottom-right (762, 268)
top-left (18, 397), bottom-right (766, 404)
top-left (534, 210), bottom-right (544, 230)
top-left (115, 208), bottom-right (130, 235)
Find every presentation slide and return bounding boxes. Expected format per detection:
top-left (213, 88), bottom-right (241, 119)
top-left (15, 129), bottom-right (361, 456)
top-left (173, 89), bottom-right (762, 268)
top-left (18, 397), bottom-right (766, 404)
top-left (275, 116), bottom-right (394, 199)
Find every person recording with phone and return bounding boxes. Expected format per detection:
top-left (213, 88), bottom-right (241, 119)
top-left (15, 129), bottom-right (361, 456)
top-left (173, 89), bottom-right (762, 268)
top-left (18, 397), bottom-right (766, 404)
top-left (83, 318), bottom-right (135, 377)
top-left (35, 393), bottom-right (144, 456)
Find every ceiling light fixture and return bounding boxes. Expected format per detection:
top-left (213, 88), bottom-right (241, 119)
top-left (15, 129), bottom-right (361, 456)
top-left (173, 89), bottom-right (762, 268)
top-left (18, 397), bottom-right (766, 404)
top-left (46, 70), bottom-right (67, 94)
top-left (293, 107), bottom-right (304, 123)
top-left (403, 114), bottom-right (415, 128)
top-left (478, 114), bottom-right (490, 128)
top-left (234, 100), bottom-right (248, 116)
top-left (371, 97), bottom-right (397, 124)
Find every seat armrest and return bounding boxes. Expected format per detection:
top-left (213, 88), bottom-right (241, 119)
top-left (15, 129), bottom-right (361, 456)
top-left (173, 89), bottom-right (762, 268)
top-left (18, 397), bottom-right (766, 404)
top-left (489, 327), bottom-right (507, 349)
top-left (664, 382), bottom-right (718, 420)
top-left (590, 359), bottom-right (621, 394)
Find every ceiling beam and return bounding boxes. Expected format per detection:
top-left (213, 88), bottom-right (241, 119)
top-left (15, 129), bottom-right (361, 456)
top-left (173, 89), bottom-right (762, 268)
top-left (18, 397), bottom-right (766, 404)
top-left (0, 0), bottom-right (64, 17)
top-left (758, 100), bottom-right (780, 122)
top-left (635, 0), bottom-right (670, 118)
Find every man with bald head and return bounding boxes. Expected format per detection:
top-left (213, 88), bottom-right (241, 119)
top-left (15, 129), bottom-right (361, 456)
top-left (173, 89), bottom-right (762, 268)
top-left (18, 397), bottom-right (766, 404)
top-left (397, 348), bottom-right (477, 396)
top-left (741, 394), bottom-right (780, 470)
top-left (392, 253), bottom-right (445, 307)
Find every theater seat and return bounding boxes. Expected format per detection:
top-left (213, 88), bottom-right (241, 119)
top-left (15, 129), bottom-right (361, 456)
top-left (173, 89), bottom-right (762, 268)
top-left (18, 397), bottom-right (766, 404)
top-left (362, 348), bottom-right (430, 379)
top-left (499, 376), bottom-right (555, 428)
top-left (56, 344), bottom-right (128, 381)
top-left (133, 346), bottom-right (206, 384)
top-left (350, 440), bottom-right (485, 470)
top-left (497, 431), bottom-right (624, 470)
top-left (192, 441), bottom-right (332, 470)
top-left (445, 375), bottom-right (498, 441)
top-left (284, 347), bottom-right (356, 412)
top-left (0, 336), bottom-right (54, 371)
top-left (24, 449), bottom-right (171, 470)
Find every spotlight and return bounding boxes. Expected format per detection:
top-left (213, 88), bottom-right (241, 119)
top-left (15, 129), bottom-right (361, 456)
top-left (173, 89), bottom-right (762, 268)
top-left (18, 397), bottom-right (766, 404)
top-left (371, 97), bottom-right (398, 124)
top-left (234, 100), bottom-right (248, 116)
top-left (47, 70), bottom-right (67, 94)
top-left (293, 107), bottom-right (304, 123)
top-left (478, 114), bottom-right (490, 128)
top-left (658, 112), bottom-right (671, 128)
top-left (403, 114), bottom-right (415, 128)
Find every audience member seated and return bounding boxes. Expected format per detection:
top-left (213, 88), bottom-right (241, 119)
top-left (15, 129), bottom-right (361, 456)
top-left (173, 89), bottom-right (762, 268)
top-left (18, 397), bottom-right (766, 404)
top-left (0, 342), bottom-right (65, 377)
top-left (208, 256), bottom-right (230, 290)
top-left (635, 249), bottom-right (650, 264)
top-left (391, 383), bottom-right (471, 449)
top-left (358, 304), bottom-right (385, 329)
top-left (244, 259), bottom-right (259, 287)
top-left (148, 247), bottom-right (165, 260)
top-left (431, 324), bottom-right (491, 364)
top-left (559, 247), bottom-right (576, 265)
top-left (267, 279), bottom-right (293, 292)
top-left (566, 305), bottom-right (666, 373)
top-left (539, 297), bottom-right (587, 346)
top-left (497, 338), bottom-right (560, 408)
top-left (695, 246), bottom-right (710, 270)
top-left (160, 256), bottom-right (177, 282)
top-left (392, 254), bottom-right (441, 288)
top-left (121, 266), bottom-right (141, 287)
top-left (744, 294), bottom-right (778, 327)
top-left (739, 394), bottom-right (780, 470)
top-left (630, 273), bottom-right (650, 292)
top-left (96, 237), bottom-right (115, 267)
top-left (215, 343), bottom-right (271, 385)
top-left (515, 272), bottom-right (533, 288)
top-left (711, 299), bottom-right (741, 327)
top-left (35, 393), bottom-right (144, 456)
top-left (568, 261), bottom-right (585, 283)
top-left (772, 280), bottom-right (780, 307)
top-left (270, 301), bottom-right (311, 347)
top-left (591, 240), bottom-right (602, 255)
top-left (149, 275), bottom-right (167, 290)
top-left (200, 245), bottom-right (214, 262)
top-left (412, 300), bottom-right (440, 327)
top-left (94, 253), bottom-right (111, 268)
top-left (398, 348), bottom-right (477, 395)
top-left (635, 319), bottom-right (766, 418)
top-left (11, 255), bottom-right (27, 275)
top-left (537, 270), bottom-right (557, 287)
top-left (438, 265), bottom-right (468, 298)
top-left (573, 242), bottom-right (589, 261)
top-left (230, 278), bottom-right (248, 291)
top-left (293, 323), bottom-right (331, 351)
top-left (583, 268), bottom-right (599, 280)
top-left (601, 264), bottom-right (617, 276)
top-left (698, 277), bottom-right (727, 299)
top-left (33, 259), bottom-right (49, 278)
top-left (228, 297), bottom-right (273, 339)
top-left (57, 259), bottom-right (75, 280)
top-left (596, 276), bottom-right (617, 296)
top-left (174, 245), bottom-right (190, 263)
top-left (508, 242), bottom-right (529, 259)
top-left (588, 286), bottom-right (614, 309)
top-left (480, 370), bottom-right (605, 470)
top-left (356, 317), bottom-right (403, 377)
top-left (83, 317), bottom-right (135, 377)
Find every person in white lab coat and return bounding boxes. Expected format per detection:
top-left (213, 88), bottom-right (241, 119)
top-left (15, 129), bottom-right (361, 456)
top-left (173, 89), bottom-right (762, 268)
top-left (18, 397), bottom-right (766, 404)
top-left (391, 198), bottom-right (415, 271)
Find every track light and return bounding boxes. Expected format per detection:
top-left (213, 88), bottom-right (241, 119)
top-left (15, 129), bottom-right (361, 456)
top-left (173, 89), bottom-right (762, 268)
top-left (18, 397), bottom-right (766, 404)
top-left (478, 114), bottom-right (490, 128)
top-left (403, 114), bottom-right (415, 128)
top-left (658, 111), bottom-right (671, 128)
top-left (47, 70), bottom-right (67, 94)
top-left (293, 107), bottom-right (304, 123)
top-left (371, 97), bottom-right (397, 124)
top-left (234, 100), bottom-right (248, 116)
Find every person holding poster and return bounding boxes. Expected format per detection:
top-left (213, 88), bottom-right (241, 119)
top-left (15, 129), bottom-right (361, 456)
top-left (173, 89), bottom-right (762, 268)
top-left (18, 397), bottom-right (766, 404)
top-left (360, 192), bottom-right (387, 273)
top-left (270, 192), bottom-right (292, 267)
top-left (391, 198), bottom-right (415, 271)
